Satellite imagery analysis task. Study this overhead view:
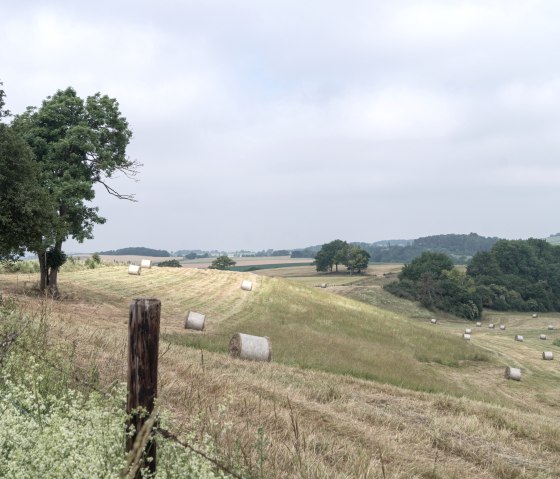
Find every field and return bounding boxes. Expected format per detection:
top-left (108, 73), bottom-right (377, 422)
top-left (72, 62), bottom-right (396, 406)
top-left (1, 264), bottom-right (560, 478)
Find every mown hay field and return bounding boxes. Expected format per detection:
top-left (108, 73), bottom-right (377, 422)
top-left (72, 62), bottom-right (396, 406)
top-left (1, 265), bottom-right (559, 478)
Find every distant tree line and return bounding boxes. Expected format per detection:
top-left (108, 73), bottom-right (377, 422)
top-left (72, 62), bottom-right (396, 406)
top-left (385, 238), bottom-right (560, 319)
top-left (289, 233), bottom-right (499, 263)
top-left (98, 247), bottom-right (171, 257)
top-left (155, 259), bottom-right (182, 267)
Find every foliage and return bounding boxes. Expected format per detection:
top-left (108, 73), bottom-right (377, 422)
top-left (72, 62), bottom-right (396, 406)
top-left (209, 256), bottom-right (236, 270)
top-left (399, 251), bottom-right (454, 282)
top-left (467, 238), bottom-right (560, 312)
top-left (85, 253), bottom-right (102, 269)
top-left (0, 81), bottom-right (9, 118)
top-left (343, 246), bottom-right (370, 274)
top-left (314, 240), bottom-right (348, 272)
top-left (0, 259), bottom-right (41, 274)
top-left (156, 259), bottom-right (182, 268)
top-left (386, 252), bottom-right (482, 319)
top-left (0, 123), bottom-right (54, 260)
top-left (99, 247), bottom-right (170, 257)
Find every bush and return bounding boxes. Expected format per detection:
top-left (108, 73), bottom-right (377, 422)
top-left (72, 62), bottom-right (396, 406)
top-left (156, 259), bottom-right (182, 268)
top-left (0, 259), bottom-right (40, 274)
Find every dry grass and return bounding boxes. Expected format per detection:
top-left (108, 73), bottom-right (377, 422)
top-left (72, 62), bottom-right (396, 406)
top-left (1, 267), bottom-right (560, 478)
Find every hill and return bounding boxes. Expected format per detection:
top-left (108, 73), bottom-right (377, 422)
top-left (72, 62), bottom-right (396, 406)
top-left (361, 233), bottom-right (500, 263)
top-left (97, 246), bottom-right (171, 257)
top-left (1, 266), bottom-right (559, 478)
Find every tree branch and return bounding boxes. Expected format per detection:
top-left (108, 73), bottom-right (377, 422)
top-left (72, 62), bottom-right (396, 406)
top-left (97, 179), bottom-right (137, 202)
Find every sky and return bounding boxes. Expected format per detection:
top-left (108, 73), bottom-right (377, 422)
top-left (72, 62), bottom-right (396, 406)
top-left (2, 0), bottom-right (560, 252)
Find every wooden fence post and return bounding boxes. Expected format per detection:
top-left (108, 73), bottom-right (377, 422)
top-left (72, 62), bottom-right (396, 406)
top-left (127, 298), bottom-right (161, 476)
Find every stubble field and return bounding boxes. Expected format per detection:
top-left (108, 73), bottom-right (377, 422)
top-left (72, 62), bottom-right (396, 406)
top-left (1, 263), bottom-right (559, 478)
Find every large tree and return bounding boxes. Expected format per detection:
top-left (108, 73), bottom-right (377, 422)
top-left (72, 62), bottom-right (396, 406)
top-left (314, 239), bottom-right (349, 273)
top-left (12, 87), bottom-right (139, 294)
top-left (209, 255), bottom-right (236, 270)
top-left (343, 246), bottom-right (370, 274)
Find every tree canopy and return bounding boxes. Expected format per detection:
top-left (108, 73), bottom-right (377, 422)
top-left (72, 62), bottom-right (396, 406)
top-left (0, 123), bottom-right (54, 260)
top-left (385, 252), bottom-right (481, 319)
top-left (467, 239), bottom-right (560, 312)
top-left (314, 239), bottom-right (370, 274)
top-left (209, 255), bottom-right (236, 270)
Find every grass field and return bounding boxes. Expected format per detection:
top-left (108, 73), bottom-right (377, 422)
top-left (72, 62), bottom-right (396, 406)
top-left (1, 264), bottom-right (559, 478)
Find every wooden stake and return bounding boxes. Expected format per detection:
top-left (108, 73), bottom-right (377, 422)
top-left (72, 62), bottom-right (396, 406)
top-left (127, 298), bottom-right (161, 477)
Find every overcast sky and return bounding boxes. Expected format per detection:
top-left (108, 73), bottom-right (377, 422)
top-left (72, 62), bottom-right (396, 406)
top-left (2, 0), bottom-right (560, 252)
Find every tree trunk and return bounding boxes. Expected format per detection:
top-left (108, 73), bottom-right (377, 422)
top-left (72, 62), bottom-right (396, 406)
top-left (48, 240), bottom-right (63, 298)
top-left (38, 250), bottom-right (48, 292)
top-left (48, 267), bottom-right (59, 297)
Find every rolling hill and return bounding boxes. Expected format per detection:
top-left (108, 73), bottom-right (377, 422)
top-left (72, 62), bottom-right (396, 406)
top-left (1, 265), bottom-right (559, 478)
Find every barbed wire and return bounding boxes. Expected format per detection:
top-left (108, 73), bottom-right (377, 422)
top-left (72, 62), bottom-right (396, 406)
top-left (7, 336), bottom-right (246, 479)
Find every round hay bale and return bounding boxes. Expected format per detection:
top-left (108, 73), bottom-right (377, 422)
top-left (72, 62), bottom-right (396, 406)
top-left (532, 313), bottom-right (538, 318)
top-left (463, 333), bottom-right (471, 340)
top-left (430, 318), bottom-right (437, 324)
top-left (241, 280), bottom-right (253, 291)
top-left (184, 311), bottom-right (205, 331)
top-left (128, 265), bottom-right (141, 275)
top-left (476, 322), bottom-right (482, 327)
top-left (320, 283), bottom-right (327, 288)
top-left (140, 259), bottom-right (152, 269)
top-left (542, 351), bottom-right (554, 360)
top-left (465, 328), bottom-right (472, 334)
top-left (515, 334), bottom-right (524, 342)
top-left (505, 367), bottom-right (521, 381)
top-left (489, 323), bottom-right (495, 329)
top-left (499, 324), bottom-right (506, 330)
top-left (540, 334), bottom-right (547, 340)
top-left (548, 325), bottom-right (555, 331)
top-left (229, 333), bottom-right (271, 362)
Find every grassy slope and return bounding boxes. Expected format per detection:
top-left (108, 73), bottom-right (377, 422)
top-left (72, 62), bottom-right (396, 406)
top-left (2, 266), bottom-right (560, 478)
top-left (40, 266), bottom-right (490, 395)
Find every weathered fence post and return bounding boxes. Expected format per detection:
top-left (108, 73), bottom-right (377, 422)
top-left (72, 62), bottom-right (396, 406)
top-left (127, 298), bottom-right (161, 476)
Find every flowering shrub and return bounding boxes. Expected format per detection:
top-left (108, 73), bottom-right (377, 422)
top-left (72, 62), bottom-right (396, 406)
top-left (0, 303), bottom-right (231, 479)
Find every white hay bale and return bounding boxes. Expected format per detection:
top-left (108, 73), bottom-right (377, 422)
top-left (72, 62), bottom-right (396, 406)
top-left (465, 328), bottom-right (472, 334)
top-left (463, 333), bottom-right (471, 340)
top-left (542, 351), bottom-right (554, 360)
top-left (505, 367), bottom-right (521, 381)
top-left (184, 311), bottom-right (205, 331)
top-left (540, 334), bottom-right (547, 340)
top-left (488, 323), bottom-right (495, 329)
top-left (430, 318), bottom-right (437, 324)
top-left (241, 280), bottom-right (253, 291)
top-left (320, 283), bottom-right (327, 288)
top-left (515, 335), bottom-right (524, 342)
top-left (128, 265), bottom-right (141, 275)
top-left (476, 322), bottom-right (482, 327)
top-left (140, 259), bottom-right (152, 268)
top-left (532, 313), bottom-right (538, 318)
top-left (229, 333), bottom-right (271, 362)
top-left (548, 325), bottom-right (555, 331)
top-left (499, 325), bottom-right (506, 330)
